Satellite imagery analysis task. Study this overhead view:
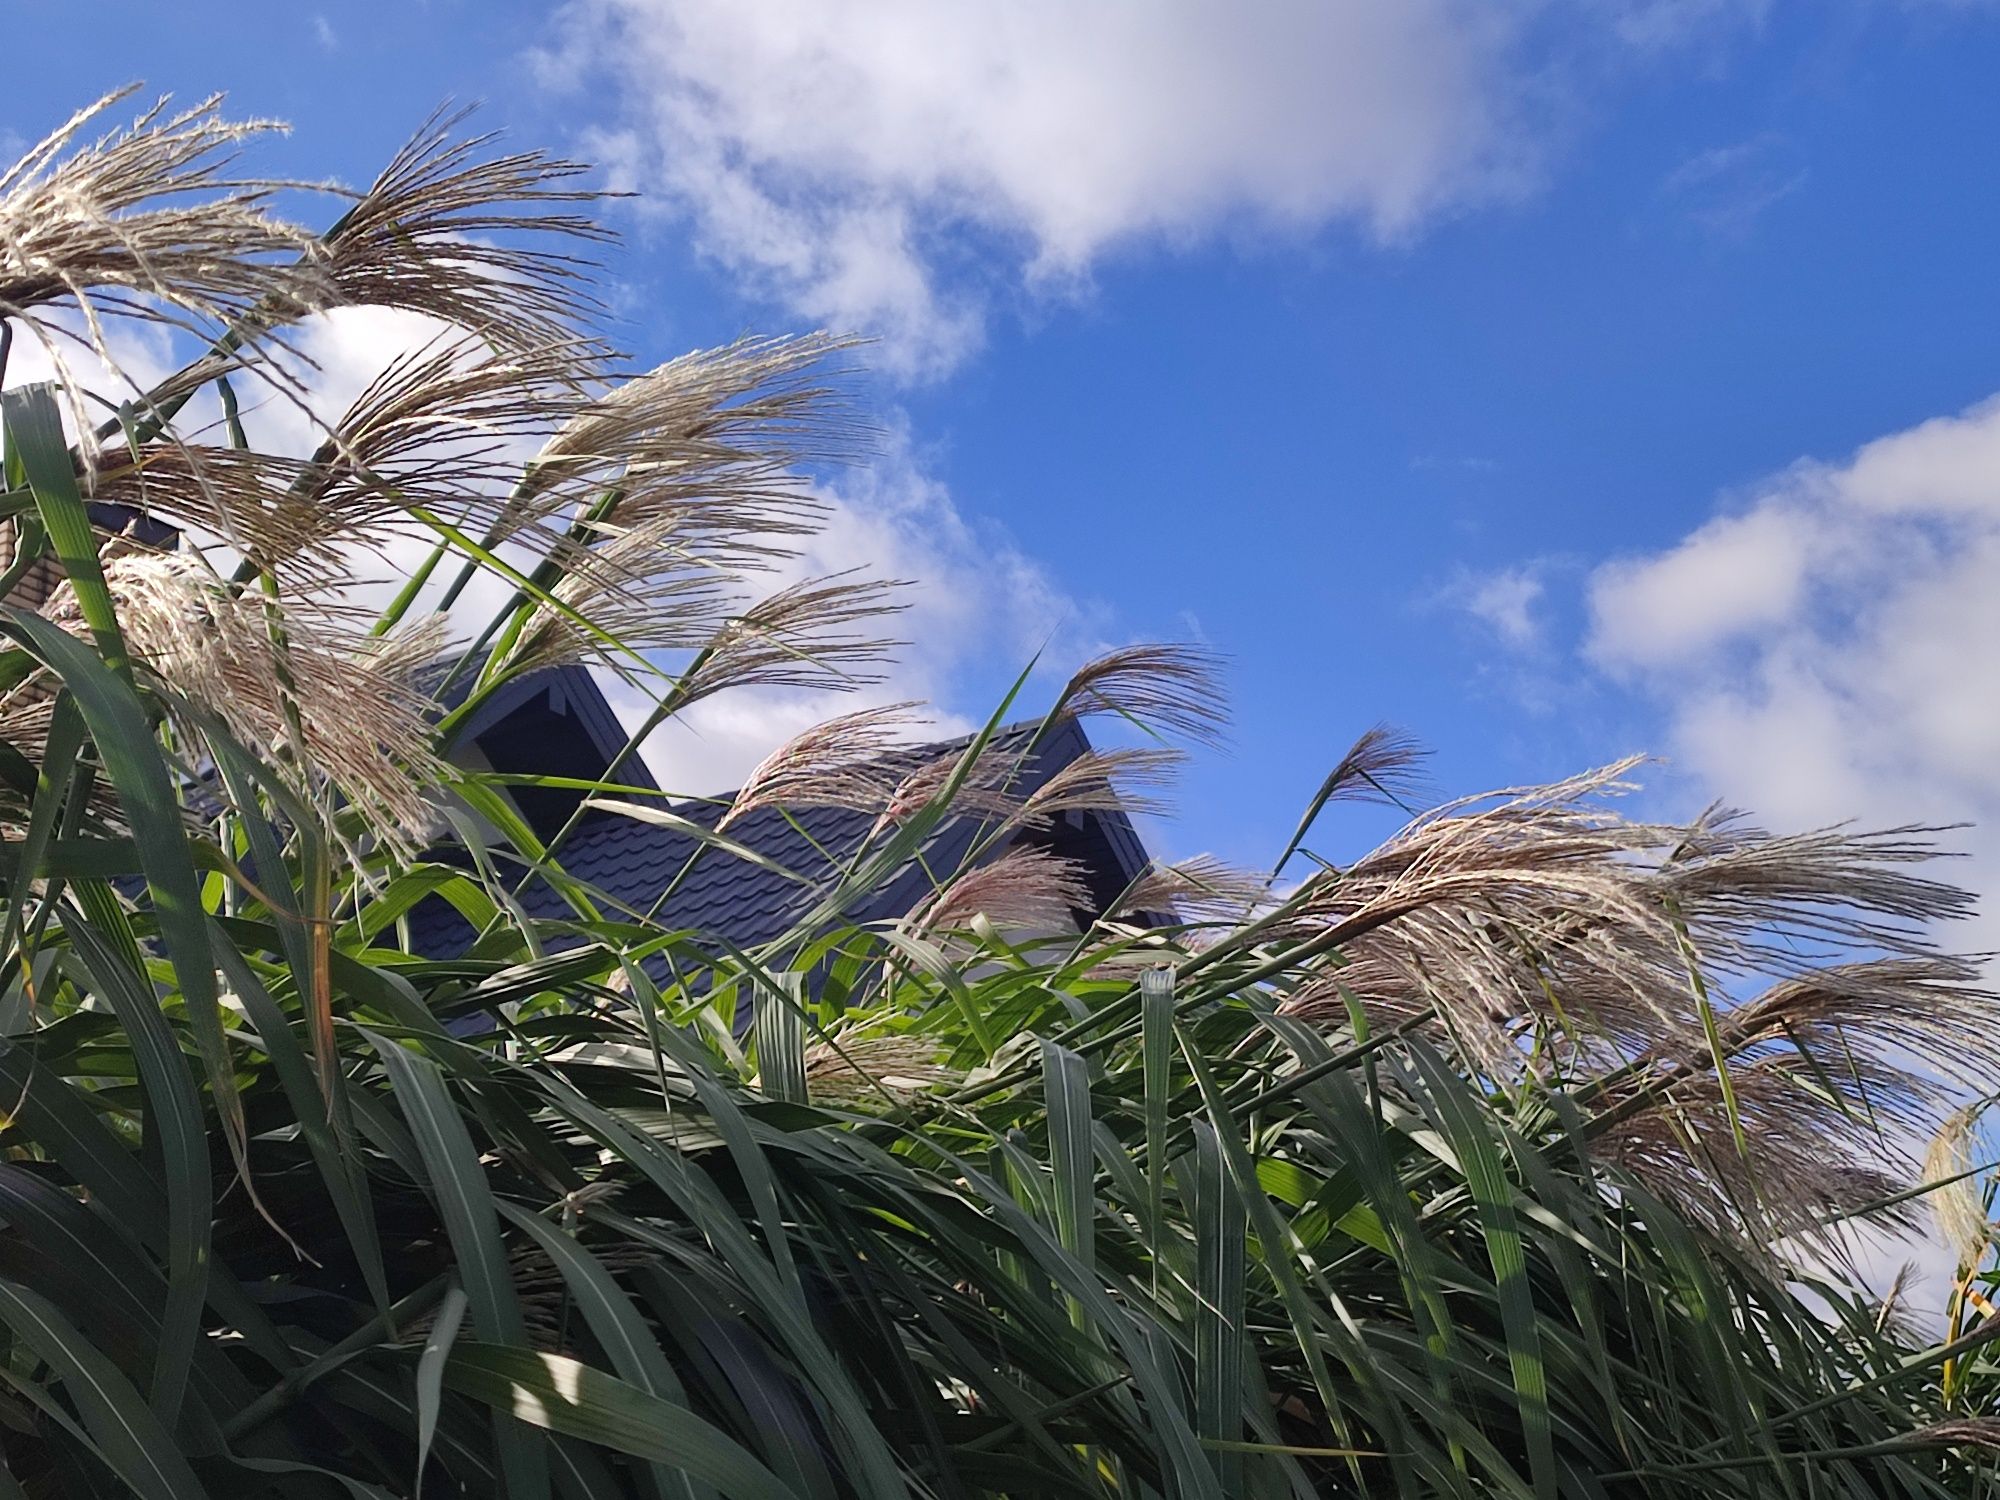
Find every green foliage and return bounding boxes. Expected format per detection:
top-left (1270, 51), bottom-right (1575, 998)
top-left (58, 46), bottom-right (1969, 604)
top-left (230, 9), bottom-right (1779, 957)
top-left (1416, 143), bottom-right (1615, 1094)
top-left (0, 88), bottom-right (1995, 1498)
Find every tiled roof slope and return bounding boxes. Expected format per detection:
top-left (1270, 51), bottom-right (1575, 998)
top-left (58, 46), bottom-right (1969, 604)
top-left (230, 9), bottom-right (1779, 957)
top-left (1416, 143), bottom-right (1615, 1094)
top-left (405, 714), bottom-right (1156, 959)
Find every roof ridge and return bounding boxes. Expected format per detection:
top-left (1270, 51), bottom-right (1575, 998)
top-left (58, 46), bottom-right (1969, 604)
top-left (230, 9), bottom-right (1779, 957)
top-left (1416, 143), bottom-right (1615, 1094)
top-left (647, 715), bottom-right (1074, 814)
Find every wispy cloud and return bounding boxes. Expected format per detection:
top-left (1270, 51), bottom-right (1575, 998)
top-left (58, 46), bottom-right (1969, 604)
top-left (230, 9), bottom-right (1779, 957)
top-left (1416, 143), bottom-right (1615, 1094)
top-left (1410, 453), bottom-right (1500, 473)
top-left (1441, 562), bottom-right (1550, 649)
top-left (1659, 134), bottom-right (1807, 238)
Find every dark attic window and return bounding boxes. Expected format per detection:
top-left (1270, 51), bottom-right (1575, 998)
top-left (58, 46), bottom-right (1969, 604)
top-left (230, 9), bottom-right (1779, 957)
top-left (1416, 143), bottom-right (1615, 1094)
top-left (471, 691), bottom-right (612, 842)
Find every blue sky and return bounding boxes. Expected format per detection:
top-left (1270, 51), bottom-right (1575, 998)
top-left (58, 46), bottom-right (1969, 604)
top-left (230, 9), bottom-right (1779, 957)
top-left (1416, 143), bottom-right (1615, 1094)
top-left (10, 0), bottom-right (2000, 920)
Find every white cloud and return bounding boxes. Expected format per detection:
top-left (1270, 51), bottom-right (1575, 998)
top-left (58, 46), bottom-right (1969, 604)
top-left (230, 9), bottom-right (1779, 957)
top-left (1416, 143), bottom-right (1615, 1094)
top-left (537, 0), bottom-right (1549, 376)
top-left (536, 2), bottom-right (1797, 375)
top-left (1, 318), bottom-right (179, 416)
top-left (1588, 501), bottom-right (1824, 669)
top-left (1587, 391), bottom-right (2000, 944)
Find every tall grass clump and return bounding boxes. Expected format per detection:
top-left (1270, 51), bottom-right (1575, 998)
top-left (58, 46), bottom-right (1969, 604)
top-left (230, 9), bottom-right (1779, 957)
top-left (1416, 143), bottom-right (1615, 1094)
top-left (0, 87), bottom-right (1996, 1498)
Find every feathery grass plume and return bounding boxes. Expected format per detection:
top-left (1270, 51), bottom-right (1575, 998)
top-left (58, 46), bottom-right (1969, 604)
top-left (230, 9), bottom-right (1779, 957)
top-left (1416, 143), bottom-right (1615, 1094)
top-left (1590, 960), bottom-right (2000, 1229)
top-left (1273, 723), bottom-right (1432, 874)
top-left (1637, 957), bottom-right (1999, 1100)
top-left (1314, 722), bottom-right (1430, 808)
top-left (675, 571), bottom-right (908, 704)
top-left (320, 105), bottom-right (610, 349)
top-left (498, 336), bottom-right (881, 677)
top-left (533, 333), bottom-right (865, 548)
top-left (1270, 760), bottom-right (1996, 1248)
top-left (1595, 1044), bottom-right (1938, 1252)
top-left (88, 331), bottom-right (605, 580)
top-left (911, 845), bottom-right (1091, 935)
top-left (1278, 759), bottom-right (1696, 1062)
top-left (295, 330), bottom-right (601, 550)
top-left (717, 701), bottom-right (927, 832)
top-left (1272, 764), bottom-right (1992, 1136)
top-left (1002, 745), bottom-right (1184, 834)
top-left (1874, 1260), bottom-right (1922, 1341)
top-left (0, 89), bottom-right (326, 424)
top-left (44, 552), bottom-right (447, 854)
top-left (1644, 809), bottom-right (1975, 965)
top-left (1054, 642), bottom-right (1228, 747)
top-left (1925, 1104), bottom-right (1994, 1274)
top-left (870, 743), bottom-right (1026, 833)
top-left (805, 1032), bottom-right (958, 1106)
top-left (0, 88), bottom-right (312, 317)
top-left (501, 515), bottom-right (739, 675)
top-left (1109, 853), bottom-right (1271, 925)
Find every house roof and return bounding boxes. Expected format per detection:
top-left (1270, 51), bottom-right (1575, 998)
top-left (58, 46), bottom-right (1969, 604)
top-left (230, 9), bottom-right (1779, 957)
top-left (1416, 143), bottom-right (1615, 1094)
top-left (404, 707), bottom-right (1157, 961)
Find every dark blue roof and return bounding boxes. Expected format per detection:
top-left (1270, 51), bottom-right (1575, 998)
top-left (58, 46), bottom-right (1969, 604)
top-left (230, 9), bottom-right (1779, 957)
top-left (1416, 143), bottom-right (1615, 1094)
top-left (405, 707), bottom-right (1156, 961)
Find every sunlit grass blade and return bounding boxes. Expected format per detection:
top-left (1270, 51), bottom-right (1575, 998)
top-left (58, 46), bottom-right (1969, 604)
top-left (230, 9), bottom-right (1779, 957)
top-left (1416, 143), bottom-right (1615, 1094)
top-left (1188, 1119), bottom-right (1248, 1492)
top-left (753, 970), bottom-right (807, 1104)
top-left (496, 1203), bottom-right (712, 1500)
top-left (415, 1284), bottom-right (468, 1494)
top-left (442, 1344), bottom-right (804, 1500)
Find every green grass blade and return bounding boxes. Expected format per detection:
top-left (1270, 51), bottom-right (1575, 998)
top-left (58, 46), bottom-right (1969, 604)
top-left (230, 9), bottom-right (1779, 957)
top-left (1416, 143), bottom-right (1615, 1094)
top-left (1175, 1019), bottom-right (1380, 1484)
top-left (366, 1030), bottom-right (551, 1500)
top-left (623, 962), bottom-right (802, 1311)
top-left (209, 932), bottom-right (392, 1323)
top-left (754, 971), bottom-right (807, 1105)
top-left (1403, 1040), bottom-right (1555, 1496)
top-left (1041, 1039), bottom-right (1097, 1267)
top-left (0, 1279), bottom-right (210, 1500)
top-left (58, 918), bottom-right (210, 1432)
top-left (1141, 966), bottom-right (1174, 1291)
top-left (0, 610), bottom-right (253, 1210)
top-left (0, 692), bottom-right (85, 965)
top-left (2, 384), bottom-right (128, 677)
top-left (536, 1075), bottom-right (913, 1496)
